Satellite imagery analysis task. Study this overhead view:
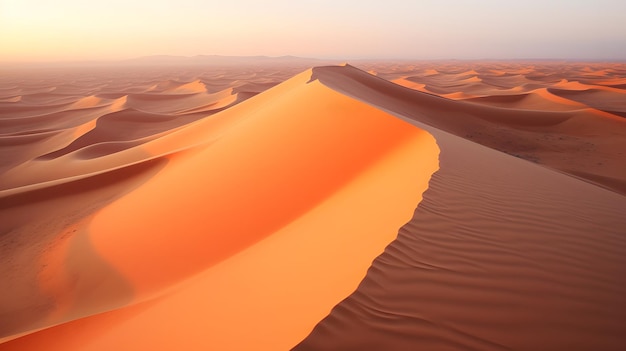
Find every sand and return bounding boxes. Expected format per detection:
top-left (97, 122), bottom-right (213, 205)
top-left (1, 60), bottom-right (625, 350)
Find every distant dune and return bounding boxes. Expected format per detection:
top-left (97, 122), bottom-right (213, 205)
top-left (1, 55), bottom-right (337, 70)
top-left (1, 61), bottom-right (625, 350)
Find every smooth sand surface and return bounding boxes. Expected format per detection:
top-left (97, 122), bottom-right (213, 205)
top-left (0, 64), bottom-right (437, 349)
top-left (1, 61), bottom-right (625, 350)
top-left (340, 62), bottom-right (626, 195)
top-left (295, 127), bottom-right (626, 350)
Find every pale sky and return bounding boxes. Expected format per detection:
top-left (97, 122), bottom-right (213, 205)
top-left (1, 0), bottom-right (625, 63)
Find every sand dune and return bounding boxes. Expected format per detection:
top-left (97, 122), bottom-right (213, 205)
top-left (332, 63), bottom-right (626, 194)
top-left (1, 61), bottom-right (625, 350)
top-left (0, 66), bottom-right (438, 349)
top-left (548, 87), bottom-right (626, 117)
top-left (463, 88), bottom-right (588, 111)
top-left (295, 123), bottom-right (626, 351)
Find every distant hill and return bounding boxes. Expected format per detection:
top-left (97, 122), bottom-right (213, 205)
top-left (122, 55), bottom-right (331, 66)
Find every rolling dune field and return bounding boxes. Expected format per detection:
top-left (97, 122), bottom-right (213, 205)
top-left (1, 60), bottom-right (625, 350)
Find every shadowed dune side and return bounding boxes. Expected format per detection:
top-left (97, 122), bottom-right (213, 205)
top-left (462, 88), bottom-right (588, 111)
top-left (547, 87), bottom-right (626, 117)
top-left (0, 101), bottom-right (86, 119)
top-left (0, 68), bottom-right (439, 350)
top-left (162, 79), bottom-right (207, 94)
top-left (311, 65), bottom-right (576, 129)
top-left (293, 65), bottom-right (626, 349)
top-left (0, 101), bottom-right (123, 134)
top-left (368, 62), bottom-right (626, 100)
top-left (0, 107), bottom-right (120, 175)
top-left (0, 85), bottom-right (255, 191)
top-left (390, 77), bottom-right (427, 92)
top-left (312, 65), bottom-right (626, 195)
top-left (123, 88), bottom-right (236, 114)
top-left (295, 122), bottom-right (626, 351)
top-left (1, 62), bottom-right (625, 350)
top-left (478, 74), bottom-right (536, 89)
top-left (5, 94), bottom-right (79, 106)
top-left (36, 109), bottom-right (199, 160)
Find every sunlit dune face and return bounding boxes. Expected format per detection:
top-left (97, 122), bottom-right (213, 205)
top-left (1, 61), bottom-right (626, 351)
top-left (86, 72), bottom-right (424, 290)
top-left (0, 66), bottom-right (439, 350)
top-left (0, 65), bottom-right (313, 343)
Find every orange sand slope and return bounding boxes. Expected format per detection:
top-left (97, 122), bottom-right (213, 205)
top-left (1, 61), bottom-right (626, 350)
top-left (0, 66), bottom-right (438, 350)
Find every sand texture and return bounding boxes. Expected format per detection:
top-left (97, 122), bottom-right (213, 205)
top-left (1, 61), bottom-right (625, 350)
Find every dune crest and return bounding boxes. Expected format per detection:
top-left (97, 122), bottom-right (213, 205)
top-left (1, 61), bottom-right (625, 350)
top-left (313, 63), bottom-right (626, 195)
top-left (0, 66), bottom-right (439, 350)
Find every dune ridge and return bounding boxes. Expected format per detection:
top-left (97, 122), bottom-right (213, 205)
top-left (316, 64), bottom-right (626, 195)
top-left (295, 106), bottom-right (626, 351)
top-left (1, 61), bottom-right (625, 350)
top-left (0, 67), bottom-right (439, 350)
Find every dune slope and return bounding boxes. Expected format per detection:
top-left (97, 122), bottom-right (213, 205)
top-left (294, 66), bottom-right (626, 351)
top-left (1, 62), bottom-right (625, 351)
top-left (319, 64), bottom-right (626, 195)
top-left (295, 126), bottom-right (626, 351)
top-left (0, 68), bottom-right (438, 350)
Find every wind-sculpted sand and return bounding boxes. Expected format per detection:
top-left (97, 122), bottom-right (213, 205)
top-left (1, 60), bottom-right (625, 350)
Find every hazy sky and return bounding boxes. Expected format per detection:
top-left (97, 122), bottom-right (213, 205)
top-left (1, 0), bottom-right (625, 62)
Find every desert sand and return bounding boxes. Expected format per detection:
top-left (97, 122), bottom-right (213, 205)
top-left (1, 60), bottom-right (625, 350)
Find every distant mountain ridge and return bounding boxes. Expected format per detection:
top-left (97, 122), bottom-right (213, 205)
top-left (1, 55), bottom-right (335, 69)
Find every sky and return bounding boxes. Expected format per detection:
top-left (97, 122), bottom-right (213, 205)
top-left (1, 0), bottom-right (625, 63)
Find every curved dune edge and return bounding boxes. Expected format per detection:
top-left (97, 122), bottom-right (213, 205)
top-left (0, 69), bottom-right (439, 350)
top-left (0, 85), bottom-right (256, 190)
top-left (2, 62), bottom-right (625, 350)
top-left (294, 67), bottom-right (626, 350)
top-left (311, 64), bottom-right (626, 195)
top-left (295, 127), bottom-right (626, 351)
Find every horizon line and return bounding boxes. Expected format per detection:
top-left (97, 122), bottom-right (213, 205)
top-left (2, 54), bottom-right (626, 67)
